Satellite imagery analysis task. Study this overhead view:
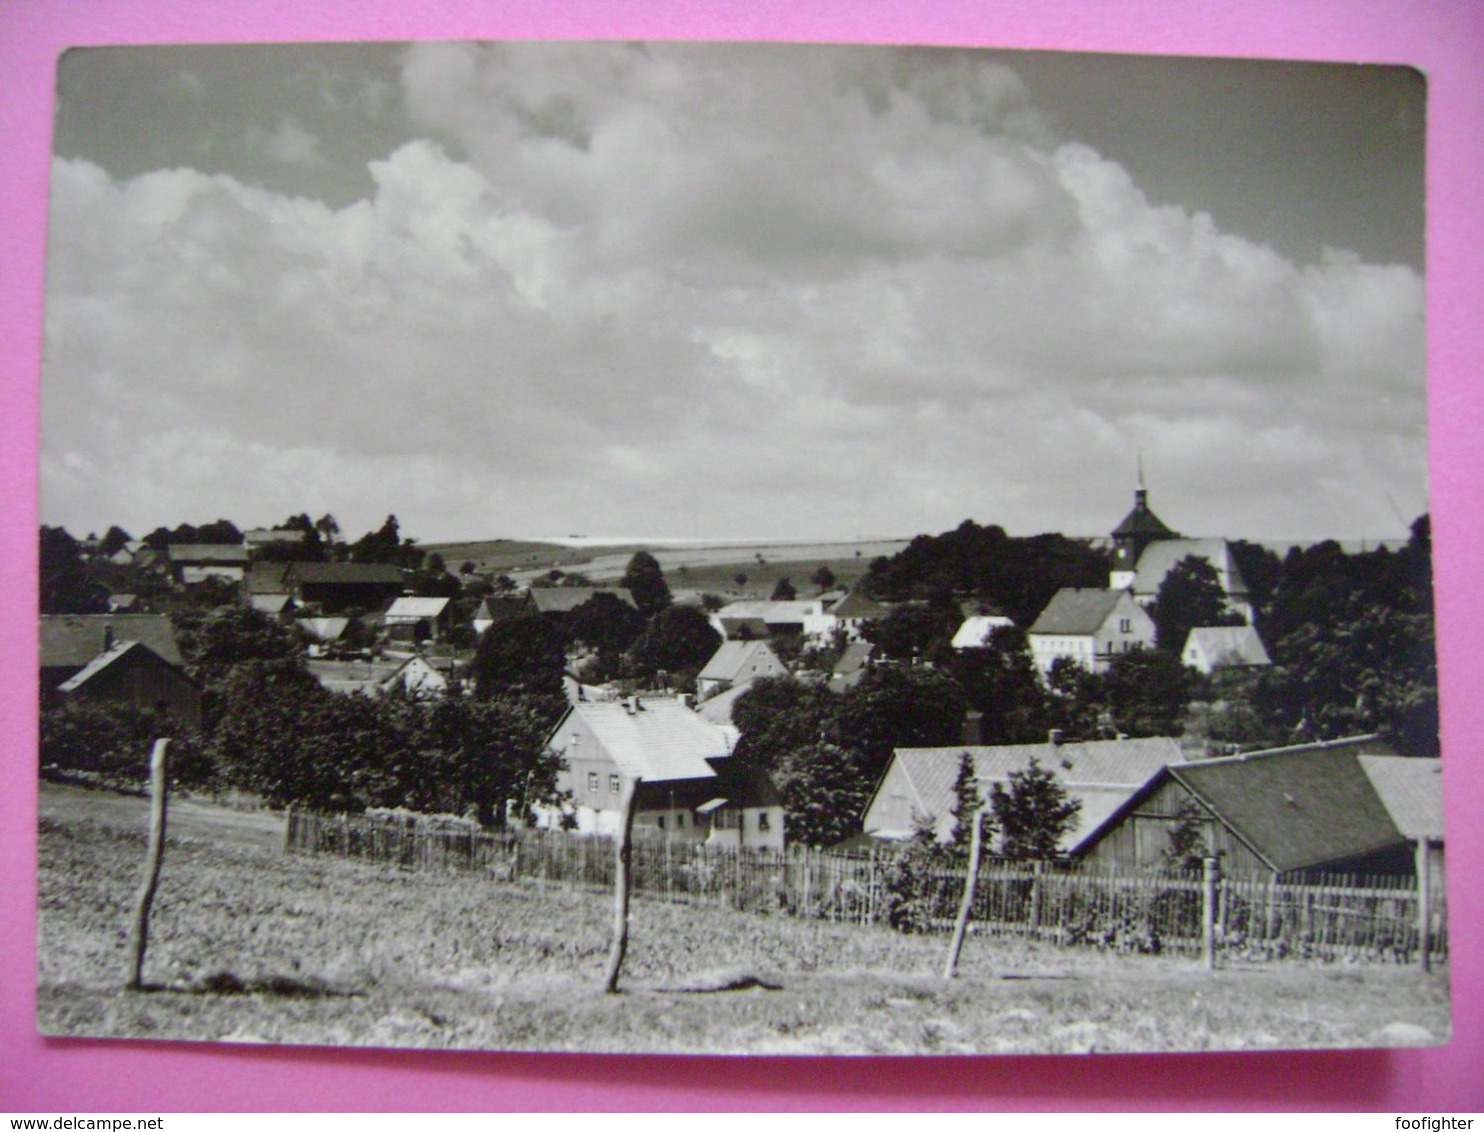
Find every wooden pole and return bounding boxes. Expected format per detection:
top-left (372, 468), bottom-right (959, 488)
top-left (1202, 855), bottom-right (1220, 972)
top-left (125, 739), bottom-right (170, 991)
top-left (602, 776), bottom-right (642, 994)
top-left (943, 809), bottom-right (984, 979)
top-left (1416, 837), bottom-right (1432, 973)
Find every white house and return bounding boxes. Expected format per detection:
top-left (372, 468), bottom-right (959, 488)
top-left (709, 599), bottom-right (834, 641)
top-left (1182, 625), bottom-right (1271, 674)
top-left (951, 615), bottom-right (1017, 650)
top-left (696, 639), bottom-right (789, 700)
top-left (1026, 588), bottom-right (1156, 675)
top-left (537, 698), bottom-right (783, 851)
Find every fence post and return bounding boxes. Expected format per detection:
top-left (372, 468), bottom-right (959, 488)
top-left (125, 739), bottom-right (170, 990)
top-left (1029, 861), bottom-right (1045, 936)
top-left (943, 810), bottom-right (984, 979)
top-left (603, 776), bottom-right (642, 994)
top-left (1416, 837), bottom-right (1432, 973)
top-left (282, 805), bottom-right (295, 854)
top-left (1202, 856), bottom-right (1220, 972)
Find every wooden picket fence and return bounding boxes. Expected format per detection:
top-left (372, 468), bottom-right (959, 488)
top-left (283, 809), bottom-right (1446, 964)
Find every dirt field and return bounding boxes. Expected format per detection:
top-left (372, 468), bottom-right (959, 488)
top-left (36, 784), bottom-right (1451, 1056)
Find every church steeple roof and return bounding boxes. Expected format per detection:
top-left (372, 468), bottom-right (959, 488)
top-left (1112, 488), bottom-right (1177, 540)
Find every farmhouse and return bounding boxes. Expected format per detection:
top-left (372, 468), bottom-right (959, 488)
top-left (538, 698), bottom-right (783, 850)
top-left (863, 736), bottom-right (1185, 850)
top-left (696, 639), bottom-right (788, 700)
top-left (40, 614), bottom-right (199, 726)
top-left (166, 543), bottom-right (250, 585)
top-left (379, 654), bottom-right (459, 697)
top-left (1026, 588), bottom-right (1156, 674)
top-left (1069, 735), bottom-right (1429, 880)
top-left (286, 562), bottom-right (406, 612)
top-left (828, 590), bottom-right (891, 640)
top-left (381, 595), bottom-right (453, 644)
top-left (1182, 625), bottom-right (1271, 673)
top-left (709, 599), bottom-right (834, 641)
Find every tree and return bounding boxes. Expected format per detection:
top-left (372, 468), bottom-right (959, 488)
top-left (948, 752), bottom-right (992, 860)
top-left (836, 665), bottom-right (967, 786)
top-left (98, 525), bottom-right (132, 557)
top-left (990, 758), bottom-right (1081, 860)
top-left (624, 606), bottom-right (721, 687)
top-left (769, 741), bottom-right (873, 848)
top-left (408, 694), bottom-right (562, 825)
top-left (811, 565), bottom-right (837, 592)
top-left (1101, 648), bottom-right (1192, 738)
top-left (731, 676), bottom-right (840, 778)
top-left (567, 592), bottom-right (646, 680)
top-left (470, 613), bottom-right (568, 716)
top-left (945, 626), bottom-right (1050, 744)
top-left (733, 572), bottom-right (748, 589)
top-left (861, 603), bottom-right (958, 663)
top-left (315, 513), bottom-right (341, 545)
top-left (771, 577), bottom-right (797, 600)
top-left (1162, 800), bottom-right (1210, 873)
top-left (175, 604), bottom-right (302, 674)
top-left (620, 552), bottom-right (672, 616)
top-left (1151, 555), bottom-right (1241, 652)
top-left (39, 526), bottom-right (108, 614)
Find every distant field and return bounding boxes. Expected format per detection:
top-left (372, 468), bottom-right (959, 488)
top-left (420, 537), bottom-right (910, 596)
top-left (36, 784), bottom-right (1449, 1056)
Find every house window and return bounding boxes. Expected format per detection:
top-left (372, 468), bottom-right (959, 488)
top-left (587, 772), bottom-right (599, 793)
top-left (757, 812), bottom-right (771, 832)
top-left (657, 816), bottom-right (666, 830)
top-left (1119, 618), bottom-right (1132, 633)
top-left (677, 813), bottom-right (686, 828)
top-left (609, 774), bottom-right (620, 794)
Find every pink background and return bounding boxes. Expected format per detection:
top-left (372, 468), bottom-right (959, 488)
top-left (2, 0), bottom-right (1480, 1112)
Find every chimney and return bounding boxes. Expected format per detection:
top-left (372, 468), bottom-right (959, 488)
top-left (102, 624), bottom-right (114, 651)
top-left (961, 711), bottom-right (984, 746)
top-left (1048, 728), bottom-right (1064, 747)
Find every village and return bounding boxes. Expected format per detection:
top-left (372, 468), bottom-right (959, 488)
top-left (38, 473), bottom-right (1444, 981)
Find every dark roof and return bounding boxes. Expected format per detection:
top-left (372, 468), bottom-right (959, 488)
top-left (40, 614), bottom-right (184, 669)
top-left (831, 591), bottom-right (890, 619)
top-left (1111, 492), bottom-right (1178, 540)
top-left (1027, 588), bottom-right (1126, 635)
top-left (704, 756), bottom-right (784, 809)
top-left (167, 543), bottom-right (249, 564)
top-left (244, 563), bottom-right (293, 594)
top-left (1076, 736), bottom-right (1407, 872)
top-left (289, 562), bottom-right (405, 586)
top-left (58, 641), bottom-right (194, 693)
top-left (527, 587), bottom-right (637, 613)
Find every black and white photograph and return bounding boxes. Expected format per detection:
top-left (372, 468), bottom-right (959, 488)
top-left (36, 40), bottom-right (1445, 1057)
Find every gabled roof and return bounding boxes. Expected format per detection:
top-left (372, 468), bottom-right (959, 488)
top-left (1358, 756), bottom-right (1444, 842)
top-left (297, 617), bottom-right (350, 642)
top-left (703, 756), bottom-right (784, 809)
top-left (696, 682), bottom-right (753, 726)
top-left (289, 562), bottom-right (405, 586)
top-left (1112, 494), bottom-right (1177, 540)
top-left (698, 639), bottom-right (782, 684)
top-left (57, 641), bottom-right (190, 693)
top-left (527, 587), bottom-right (638, 613)
top-left (1184, 625), bottom-right (1270, 667)
top-left (1074, 736), bottom-right (1406, 872)
top-left (383, 596), bottom-right (452, 620)
top-left (245, 563), bottom-right (293, 594)
top-left (1028, 589), bottom-right (1127, 636)
top-left (560, 700), bottom-right (733, 784)
top-left (166, 543), bottom-right (250, 564)
top-left (1131, 538), bottom-right (1250, 600)
top-left (887, 738), bottom-right (1185, 850)
top-left (243, 528), bottom-right (306, 545)
top-left (107, 594), bottom-right (139, 612)
top-left (951, 615), bottom-right (1017, 649)
top-left (250, 594), bottom-right (293, 615)
top-left (717, 616), bottom-right (773, 640)
top-left (40, 614), bottom-right (184, 669)
top-left (830, 591), bottom-right (890, 619)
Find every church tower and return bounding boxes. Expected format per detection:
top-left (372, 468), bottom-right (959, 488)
top-left (1109, 462), bottom-right (1178, 590)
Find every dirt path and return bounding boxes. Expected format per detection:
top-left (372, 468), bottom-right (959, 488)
top-left (40, 781), bottom-right (284, 854)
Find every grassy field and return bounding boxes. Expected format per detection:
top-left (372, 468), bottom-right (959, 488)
top-left (37, 783), bottom-right (1450, 1056)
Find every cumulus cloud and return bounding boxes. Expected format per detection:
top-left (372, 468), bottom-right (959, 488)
top-left (41, 43), bottom-right (1426, 543)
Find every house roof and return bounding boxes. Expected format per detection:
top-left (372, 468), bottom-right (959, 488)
top-left (40, 614), bottom-right (184, 669)
top-left (885, 738), bottom-right (1185, 849)
top-left (716, 616), bottom-right (773, 640)
top-left (107, 593), bottom-right (139, 611)
top-left (289, 562), bottom-right (405, 586)
top-left (166, 543), bottom-right (250, 564)
top-left (245, 563), bottom-right (293, 594)
top-left (703, 756), bottom-right (784, 809)
top-left (561, 700), bottom-right (734, 784)
top-left (1027, 589), bottom-right (1126, 636)
top-left (831, 591), bottom-right (890, 619)
top-left (57, 641), bottom-right (189, 693)
top-left (1358, 756), bottom-right (1444, 842)
top-left (1184, 625), bottom-right (1270, 667)
top-left (250, 593), bottom-right (293, 615)
top-left (1131, 538), bottom-right (1250, 599)
top-left (527, 587), bottom-right (638, 613)
top-left (297, 617), bottom-right (350, 642)
top-left (696, 681), bottom-right (753, 726)
top-left (951, 615), bottom-right (1017, 649)
top-left (383, 596), bottom-right (452, 620)
top-left (243, 528), bottom-right (306, 545)
top-left (713, 600), bottom-right (822, 622)
top-left (698, 640), bottom-right (781, 684)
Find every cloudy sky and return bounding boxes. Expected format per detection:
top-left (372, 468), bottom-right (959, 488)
top-left (41, 42), bottom-right (1426, 545)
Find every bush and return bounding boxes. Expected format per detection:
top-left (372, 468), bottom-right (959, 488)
top-left (40, 702), bottom-right (212, 789)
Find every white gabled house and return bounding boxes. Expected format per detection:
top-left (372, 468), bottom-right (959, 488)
top-left (536, 698), bottom-right (784, 851)
top-left (1026, 588), bottom-right (1155, 675)
top-left (1182, 625), bottom-right (1271, 674)
top-left (696, 639), bottom-right (788, 700)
